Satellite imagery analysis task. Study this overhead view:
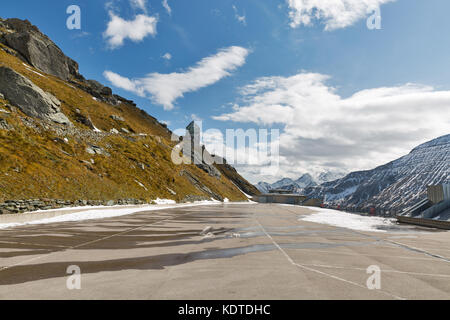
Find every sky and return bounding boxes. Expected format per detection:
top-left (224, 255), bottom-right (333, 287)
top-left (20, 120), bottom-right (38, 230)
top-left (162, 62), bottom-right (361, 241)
top-left (1, 0), bottom-right (450, 183)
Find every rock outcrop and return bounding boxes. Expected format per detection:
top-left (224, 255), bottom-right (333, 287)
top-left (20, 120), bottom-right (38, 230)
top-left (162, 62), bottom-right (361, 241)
top-left (185, 121), bottom-right (222, 179)
top-left (0, 118), bottom-right (11, 130)
top-left (0, 18), bottom-right (82, 81)
top-left (71, 79), bottom-right (120, 105)
top-left (0, 66), bottom-right (71, 125)
top-left (215, 160), bottom-right (261, 196)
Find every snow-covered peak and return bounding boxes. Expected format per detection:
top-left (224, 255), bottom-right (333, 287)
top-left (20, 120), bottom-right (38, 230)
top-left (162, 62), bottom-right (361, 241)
top-left (295, 174), bottom-right (317, 188)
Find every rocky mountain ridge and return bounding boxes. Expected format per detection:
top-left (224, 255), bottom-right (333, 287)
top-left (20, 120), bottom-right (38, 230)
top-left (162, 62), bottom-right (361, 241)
top-left (0, 17), bottom-right (258, 206)
top-left (256, 171), bottom-right (345, 194)
top-left (304, 135), bottom-right (450, 212)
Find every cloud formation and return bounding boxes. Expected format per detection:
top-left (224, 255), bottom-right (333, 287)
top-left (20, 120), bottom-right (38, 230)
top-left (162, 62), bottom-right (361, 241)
top-left (232, 5), bottom-right (247, 25)
top-left (104, 12), bottom-right (158, 49)
top-left (286, 0), bottom-right (395, 30)
top-left (104, 46), bottom-right (249, 110)
top-left (162, 52), bottom-right (172, 60)
top-left (162, 0), bottom-right (172, 15)
top-left (130, 0), bottom-right (147, 12)
top-left (214, 72), bottom-right (450, 182)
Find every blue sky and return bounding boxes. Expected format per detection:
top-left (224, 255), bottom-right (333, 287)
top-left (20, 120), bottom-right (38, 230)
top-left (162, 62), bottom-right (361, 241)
top-left (2, 0), bottom-right (450, 183)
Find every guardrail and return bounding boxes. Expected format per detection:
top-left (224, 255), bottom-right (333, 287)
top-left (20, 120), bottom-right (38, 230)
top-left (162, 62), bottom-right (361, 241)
top-left (396, 216), bottom-right (450, 230)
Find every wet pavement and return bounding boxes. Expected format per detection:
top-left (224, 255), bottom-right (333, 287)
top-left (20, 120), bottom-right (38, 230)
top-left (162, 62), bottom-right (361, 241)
top-left (0, 203), bottom-right (449, 299)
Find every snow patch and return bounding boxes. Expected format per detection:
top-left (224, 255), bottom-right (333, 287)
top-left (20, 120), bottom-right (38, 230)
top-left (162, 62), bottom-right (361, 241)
top-left (26, 68), bottom-right (45, 77)
top-left (135, 180), bottom-right (148, 191)
top-left (153, 198), bottom-right (176, 205)
top-left (0, 201), bottom-right (223, 230)
top-left (300, 207), bottom-right (395, 233)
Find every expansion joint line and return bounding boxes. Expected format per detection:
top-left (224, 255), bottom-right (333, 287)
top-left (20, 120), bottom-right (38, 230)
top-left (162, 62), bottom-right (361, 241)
top-left (254, 217), bottom-right (406, 300)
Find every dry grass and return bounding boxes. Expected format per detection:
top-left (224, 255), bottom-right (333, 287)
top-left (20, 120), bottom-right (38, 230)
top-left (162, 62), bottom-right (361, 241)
top-left (0, 48), bottom-right (247, 203)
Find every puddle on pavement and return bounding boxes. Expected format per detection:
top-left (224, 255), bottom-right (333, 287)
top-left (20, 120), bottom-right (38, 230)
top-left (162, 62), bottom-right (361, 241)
top-left (387, 235), bottom-right (418, 239)
top-left (192, 241), bottom-right (380, 260)
top-left (232, 225), bottom-right (306, 232)
top-left (233, 230), bottom-right (341, 239)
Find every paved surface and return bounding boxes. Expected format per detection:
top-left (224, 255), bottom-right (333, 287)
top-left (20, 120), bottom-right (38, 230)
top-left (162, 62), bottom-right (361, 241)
top-left (0, 203), bottom-right (449, 300)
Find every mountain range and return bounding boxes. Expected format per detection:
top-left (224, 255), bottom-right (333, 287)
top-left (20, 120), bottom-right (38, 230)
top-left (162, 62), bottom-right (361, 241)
top-left (256, 171), bottom-right (346, 194)
top-left (299, 135), bottom-right (449, 212)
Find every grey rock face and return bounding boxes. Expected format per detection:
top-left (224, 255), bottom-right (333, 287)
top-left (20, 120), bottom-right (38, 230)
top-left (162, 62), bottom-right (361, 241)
top-left (87, 80), bottom-right (112, 96)
top-left (0, 118), bottom-right (11, 131)
top-left (2, 18), bottom-right (81, 81)
top-left (184, 121), bottom-right (222, 179)
top-left (180, 170), bottom-right (223, 201)
top-left (86, 145), bottom-right (111, 157)
top-left (110, 115), bottom-right (125, 122)
top-left (80, 79), bottom-right (118, 105)
top-left (0, 66), bottom-right (72, 125)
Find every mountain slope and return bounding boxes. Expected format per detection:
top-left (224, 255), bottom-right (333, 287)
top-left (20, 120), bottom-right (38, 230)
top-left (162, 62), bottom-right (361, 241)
top-left (304, 135), bottom-right (450, 212)
top-left (0, 18), bottom-right (250, 204)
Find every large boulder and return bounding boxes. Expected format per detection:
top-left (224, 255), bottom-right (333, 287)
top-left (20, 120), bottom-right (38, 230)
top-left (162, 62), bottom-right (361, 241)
top-left (0, 66), bottom-right (72, 125)
top-left (1, 18), bottom-right (81, 81)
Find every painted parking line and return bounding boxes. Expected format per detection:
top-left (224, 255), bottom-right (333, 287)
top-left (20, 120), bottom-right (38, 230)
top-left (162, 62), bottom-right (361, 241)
top-left (254, 217), bottom-right (406, 300)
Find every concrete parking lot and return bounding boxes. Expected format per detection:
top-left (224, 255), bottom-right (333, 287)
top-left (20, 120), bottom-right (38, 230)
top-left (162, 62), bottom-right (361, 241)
top-left (0, 203), bottom-right (449, 300)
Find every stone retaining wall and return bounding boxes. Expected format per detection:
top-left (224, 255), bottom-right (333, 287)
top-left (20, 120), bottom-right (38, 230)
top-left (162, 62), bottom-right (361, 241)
top-left (0, 198), bottom-right (146, 215)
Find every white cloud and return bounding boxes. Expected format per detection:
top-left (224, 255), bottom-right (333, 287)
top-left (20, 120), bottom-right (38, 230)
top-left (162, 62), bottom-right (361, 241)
top-left (103, 71), bottom-right (145, 96)
top-left (104, 12), bottom-right (158, 49)
top-left (130, 0), bottom-right (147, 12)
top-left (191, 114), bottom-right (203, 121)
top-left (162, 0), bottom-right (172, 15)
top-left (162, 52), bottom-right (172, 60)
top-left (214, 72), bottom-right (450, 182)
top-left (104, 46), bottom-right (249, 110)
top-left (287, 0), bottom-right (395, 30)
top-left (232, 5), bottom-right (247, 25)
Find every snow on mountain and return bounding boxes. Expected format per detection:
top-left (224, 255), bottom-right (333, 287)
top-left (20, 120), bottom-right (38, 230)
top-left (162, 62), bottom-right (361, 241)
top-left (304, 134), bottom-right (450, 212)
top-left (256, 182), bottom-right (272, 193)
top-left (295, 174), bottom-right (317, 188)
top-left (315, 171), bottom-right (346, 184)
top-left (270, 178), bottom-right (296, 190)
top-left (256, 171), bottom-right (344, 193)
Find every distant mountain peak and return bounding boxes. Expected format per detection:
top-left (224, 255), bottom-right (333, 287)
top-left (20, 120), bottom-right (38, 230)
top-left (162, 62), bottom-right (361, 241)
top-left (256, 170), bottom-right (346, 193)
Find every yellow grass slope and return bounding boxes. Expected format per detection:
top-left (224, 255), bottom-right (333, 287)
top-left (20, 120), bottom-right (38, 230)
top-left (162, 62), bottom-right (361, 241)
top-left (0, 43), bottom-right (248, 203)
